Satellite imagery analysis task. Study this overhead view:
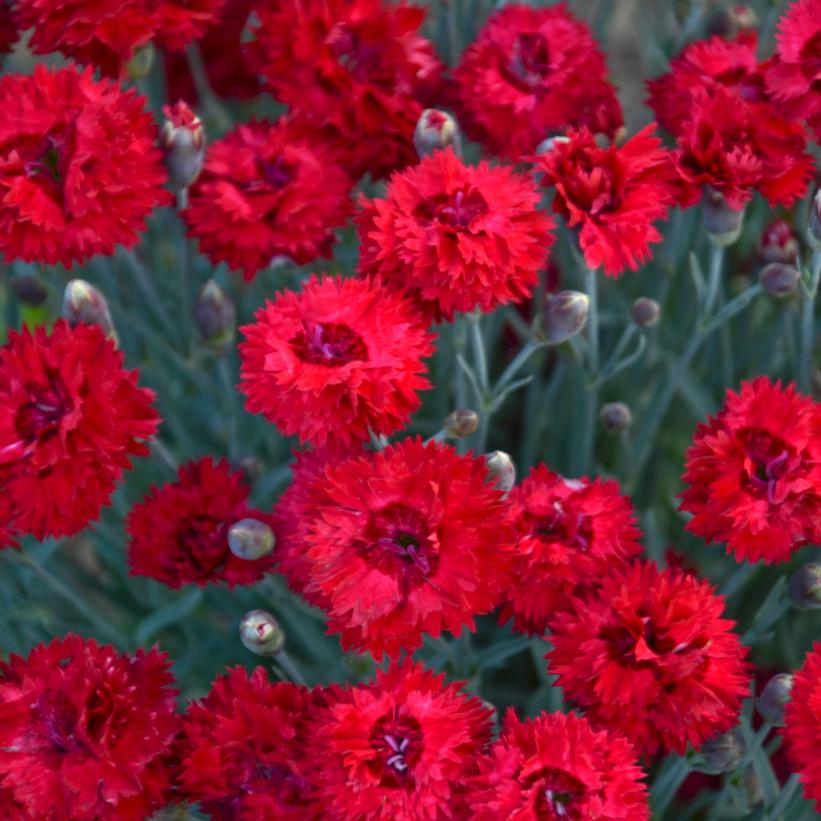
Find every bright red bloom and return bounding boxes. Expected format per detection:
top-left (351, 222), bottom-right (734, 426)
top-left (452, 4), bottom-right (623, 160)
top-left (0, 1), bottom-right (17, 55)
top-left (0, 321), bottom-right (158, 540)
top-left (358, 147), bottom-right (554, 321)
top-left (548, 560), bottom-right (750, 757)
top-left (0, 636), bottom-right (180, 820)
top-left (469, 710), bottom-right (649, 820)
top-left (128, 457), bottom-right (276, 588)
top-left (296, 438), bottom-right (513, 659)
top-left (680, 377), bottom-right (821, 564)
top-left (534, 125), bottom-right (678, 277)
top-left (310, 660), bottom-right (492, 820)
top-left (240, 275), bottom-right (434, 447)
top-left (0, 65), bottom-right (170, 267)
top-left (500, 464), bottom-right (643, 636)
top-left (184, 118), bottom-right (352, 280)
top-left (248, 0), bottom-right (444, 179)
top-left (152, 0), bottom-right (226, 52)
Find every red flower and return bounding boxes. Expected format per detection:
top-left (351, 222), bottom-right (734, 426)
top-left (310, 660), bottom-right (492, 820)
top-left (295, 438), bottom-right (513, 659)
top-left (548, 560), bottom-right (750, 757)
top-left (0, 636), bottom-right (180, 820)
top-left (680, 377), bottom-right (821, 564)
top-left (152, 0), bottom-right (226, 52)
top-left (183, 118), bottom-right (353, 280)
top-left (0, 65), bottom-right (170, 267)
top-left (180, 666), bottom-right (324, 818)
top-left (0, 496), bottom-right (18, 551)
top-left (452, 4), bottom-right (623, 160)
top-left (469, 710), bottom-right (649, 820)
top-left (0, 321), bottom-right (158, 540)
top-left (534, 125), bottom-right (678, 277)
top-left (500, 464), bottom-right (643, 636)
top-left (128, 457), bottom-right (276, 588)
top-left (0, 1), bottom-right (18, 55)
top-left (247, 0), bottom-right (444, 179)
top-left (357, 147), bottom-right (554, 321)
top-left (240, 276), bottom-right (434, 447)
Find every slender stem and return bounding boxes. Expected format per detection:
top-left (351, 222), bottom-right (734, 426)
top-left (799, 250), bottom-right (821, 393)
top-left (469, 313), bottom-right (489, 394)
top-left (276, 650), bottom-right (307, 686)
top-left (704, 244), bottom-right (725, 318)
top-left (218, 358), bottom-right (239, 460)
top-left (495, 340), bottom-right (542, 393)
top-left (581, 267), bottom-right (599, 473)
top-left (121, 249), bottom-right (177, 342)
top-left (585, 267), bottom-right (599, 373)
top-left (652, 755), bottom-right (691, 817)
top-left (185, 44), bottom-right (230, 128)
top-left (766, 773), bottom-right (801, 820)
top-left (151, 439), bottom-right (179, 474)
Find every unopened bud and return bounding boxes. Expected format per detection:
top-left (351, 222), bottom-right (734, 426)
top-left (808, 190), bottom-right (821, 251)
top-left (699, 728), bottom-right (745, 773)
top-left (535, 135), bottom-right (571, 155)
top-left (62, 279), bottom-right (116, 341)
top-left (193, 279), bottom-right (235, 354)
top-left (760, 263), bottom-right (800, 299)
top-left (236, 455), bottom-right (264, 485)
top-left (228, 518), bottom-right (275, 561)
top-left (161, 101), bottom-right (206, 192)
top-left (414, 109), bottom-right (461, 158)
top-left (12, 274), bottom-right (47, 306)
top-left (757, 673), bottom-right (793, 726)
top-left (239, 609), bottom-right (285, 656)
top-left (484, 450), bottom-right (516, 493)
top-left (599, 402), bottom-right (632, 433)
top-left (703, 188), bottom-right (744, 246)
top-left (788, 562), bottom-right (821, 609)
top-left (707, 4), bottom-right (758, 38)
top-left (443, 409), bottom-right (479, 438)
top-left (126, 43), bottom-right (155, 80)
top-left (631, 297), bottom-right (660, 327)
top-left (759, 220), bottom-right (799, 265)
top-left (540, 290), bottom-right (589, 345)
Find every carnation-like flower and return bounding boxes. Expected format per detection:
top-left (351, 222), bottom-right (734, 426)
top-left (0, 65), bottom-right (170, 267)
top-left (128, 457), bottom-right (275, 588)
top-left (184, 118), bottom-right (353, 280)
top-left (357, 147), bottom-right (554, 320)
top-left (534, 125), bottom-right (678, 277)
top-left (180, 666), bottom-right (324, 818)
top-left (296, 438), bottom-right (513, 659)
top-left (240, 276), bottom-right (434, 447)
top-left (469, 710), bottom-right (649, 820)
top-left (0, 497), bottom-right (18, 550)
top-left (247, 0), bottom-right (444, 179)
top-left (452, 4), bottom-right (623, 160)
top-left (310, 660), bottom-right (492, 819)
top-left (548, 560), bottom-right (750, 757)
top-left (0, 320), bottom-right (158, 540)
top-left (500, 464), bottom-right (643, 636)
top-left (0, 636), bottom-right (180, 820)
top-left (680, 377), bottom-right (821, 564)
top-left (0, 0), bottom-right (18, 55)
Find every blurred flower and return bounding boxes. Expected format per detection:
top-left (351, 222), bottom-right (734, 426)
top-left (785, 643), bottom-right (821, 810)
top-left (760, 262), bottom-right (800, 299)
top-left (700, 728), bottom-right (746, 773)
top-left (759, 219), bottom-right (799, 265)
top-left (0, 0), bottom-right (17, 55)
top-left (0, 495), bottom-right (18, 550)
top-left (631, 297), bottom-right (661, 327)
top-left (0, 65), bottom-right (170, 267)
top-left (600, 402), bottom-right (633, 433)
top-left (128, 457), bottom-right (276, 588)
top-left (161, 101), bottom-right (205, 191)
top-left (679, 377), bottom-right (821, 563)
top-left (358, 147), bottom-right (554, 320)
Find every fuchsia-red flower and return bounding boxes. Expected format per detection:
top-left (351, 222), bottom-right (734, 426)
top-left (548, 560), bottom-right (750, 757)
top-left (0, 321), bottom-right (158, 541)
top-left (0, 1), bottom-right (17, 55)
top-left (248, 0), bottom-right (444, 179)
top-left (0, 497), bottom-right (17, 550)
top-left (500, 464), bottom-right (643, 636)
top-left (183, 118), bottom-right (353, 280)
top-left (452, 4), bottom-right (623, 160)
top-left (0, 636), bottom-right (180, 820)
top-left (534, 125), bottom-right (678, 277)
top-left (128, 457), bottom-right (276, 588)
top-left (680, 377), bottom-right (821, 564)
top-left (296, 438), bottom-right (514, 659)
top-left (310, 660), bottom-right (492, 820)
top-left (469, 710), bottom-right (649, 820)
top-left (0, 65), bottom-right (170, 267)
top-left (357, 147), bottom-right (554, 321)
top-left (240, 275), bottom-right (434, 447)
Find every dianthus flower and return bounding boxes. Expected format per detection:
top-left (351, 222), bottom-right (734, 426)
top-left (452, 4), bottom-right (623, 160)
top-left (0, 321), bottom-right (158, 540)
top-left (680, 377), bottom-right (821, 564)
top-left (357, 147), bottom-right (554, 321)
top-left (184, 118), bottom-right (353, 280)
top-left (0, 65), bottom-right (170, 267)
top-left (548, 560), bottom-right (750, 757)
top-left (310, 660), bottom-right (492, 819)
top-left (469, 710), bottom-right (649, 820)
top-left (297, 438), bottom-right (513, 659)
top-left (500, 464), bottom-right (643, 636)
top-left (0, 636), bottom-right (180, 820)
top-left (534, 125), bottom-right (678, 277)
top-left (180, 666), bottom-right (325, 818)
top-left (128, 457), bottom-right (276, 588)
top-left (240, 276), bottom-right (434, 447)
top-left (248, 0), bottom-right (444, 179)
top-left (0, 1), bottom-right (17, 55)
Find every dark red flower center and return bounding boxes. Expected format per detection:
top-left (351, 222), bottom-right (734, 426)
top-left (414, 188), bottom-right (489, 230)
top-left (175, 513), bottom-right (232, 576)
top-left (740, 429), bottom-right (795, 504)
top-left (562, 151), bottom-right (625, 216)
top-left (362, 504), bottom-right (438, 584)
top-left (526, 501), bottom-right (592, 552)
top-left (525, 767), bottom-right (585, 819)
top-left (290, 322), bottom-right (368, 366)
top-left (506, 32), bottom-right (551, 91)
top-left (15, 378), bottom-right (72, 442)
top-left (327, 23), bottom-right (389, 85)
top-left (799, 31), bottom-right (821, 83)
top-left (370, 714), bottom-right (423, 785)
top-left (241, 761), bottom-right (312, 806)
top-left (260, 157), bottom-right (295, 190)
top-left (20, 130), bottom-right (71, 191)
top-left (36, 690), bottom-right (83, 753)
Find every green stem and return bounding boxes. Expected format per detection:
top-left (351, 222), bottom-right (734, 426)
top-left (799, 250), bottom-right (821, 393)
top-left (581, 267), bottom-right (599, 473)
top-left (586, 267), bottom-right (599, 373)
top-left (275, 650), bottom-right (307, 686)
top-left (218, 357), bottom-right (239, 460)
top-left (704, 244), bottom-right (725, 318)
top-left (652, 755), bottom-right (692, 817)
top-left (185, 43), bottom-right (230, 129)
top-left (469, 313), bottom-right (489, 394)
top-left (121, 249), bottom-right (177, 342)
top-left (766, 773), bottom-right (801, 820)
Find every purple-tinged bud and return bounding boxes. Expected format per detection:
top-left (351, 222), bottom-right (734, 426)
top-left (62, 279), bottom-right (116, 341)
top-left (12, 274), bottom-right (47, 307)
top-left (484, 450), bottom-right (516, 493)
top-left (699, 728), bottom-right (745, 773)
top-left (443, 409), bottom-right (479, 438)
top-left (703, 187), bottom-right (744, 246)
top-left (759, 220), bottom-right (799, 266)
top-left (228, 518), bottom-right (275, 561)
top-left (707, 4), bottom-right (758, 38)
top-left (193, 279), bottom-right (235, 354)
top-left (414, 109), bottom-right (462, 158)
top-left (756, 673), bottom-right (793, 726)
top-left (788, 562), bottom-right (821, 609)
top-left (808, 190), bottom-right (821, 251)
top-left (600, 402), bottom-right (632, 433)
top-left (161, 101), bottom-right (206, 192)
top-left (631, 297), bottom-right (660, 327)
top-left (759, 263), bottom-right (800, 299)
top-left (540, 290), bottom-right (589, 345)
top-left (239, 609), bottom-right (285, 656)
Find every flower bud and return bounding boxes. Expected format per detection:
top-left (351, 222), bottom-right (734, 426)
top-left (239, 609), bottom-right (285, 656)
top-left (12, 274), bottom-right (47, 307)
top-left (599, 402), bottom-right (632, 433)
top-left (443, 409), bottom-right (479, 438)
top-left (535, 135), bottom-right (571, 155)
top-left (807, 190), bottom-right (821, 251)
top-left (414, 109), bottom-right (462, 158)
top-left (759, 263), bottom-right (801, 299)
top-left (236, 455), bottom-right (264, 486)
top-left (193, 279), bottom-right (235, 354)
top-left (484, 450), bottom-right (516, 493)
top-left (161, 101), bottom-right (206, 192)
top-left (699, 728), bottom-right (745, 773)
top-left (703, 188), bottom-right (744, 246)
top-left (756, 673), bottom-right (793, 726)
top-left (630, 297), bottom-right (660, 327)
top-left (540, 290), bottom-right (589, 345)
top-left (707, 4), bottom-right (758, 38)
top-left (788, 562), bottom-right (821, 609)
top-left (62, 279), bottom-right (117, 341)
top-left (759, 220), bottom-right (799, 266)
top-left (228, 518), bottom-right (276, 561)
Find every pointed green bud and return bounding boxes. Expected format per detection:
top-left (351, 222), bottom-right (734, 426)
top-left (760, 263), bottom-right (800, 299)
top-left (599, 402), bottom-right (632, 433)
top-left (703, 187), bottom-right (744, 247)
top-left (443, 409), bottom-right (479, 438)
top-left (484, 450), bottom-right (516, 493)
top-left (193, 279), bottom-right (235, 354)
top-left (756, 673), bottom-right (793, 726)
top-left (540, 290), bottom-right (589, 345)
top-left (62, 279), bottom-right (117, 342)
top-left (239, 609), bottom-right (285, 656)
top-left (789, 562), bottom-right (821, 609)
top-left (631, 297), bottom-right (660, 327)
top-left (699, 728), bottom-right (745, 773)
